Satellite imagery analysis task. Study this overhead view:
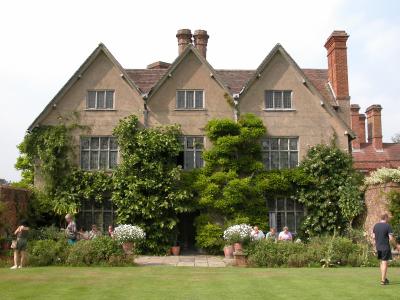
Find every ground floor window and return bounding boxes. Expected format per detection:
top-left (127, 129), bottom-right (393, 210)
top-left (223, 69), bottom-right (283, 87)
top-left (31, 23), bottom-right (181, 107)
top-left (177, 136), bottom-right (204, 170)
top-left (267, 197), bottom-right (305, 234)
top-left (76, 199), bottom-right (116, 232)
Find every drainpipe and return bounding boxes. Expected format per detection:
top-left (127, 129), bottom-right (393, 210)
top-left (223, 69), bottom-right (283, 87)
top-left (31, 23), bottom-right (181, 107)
top-left (233, 94), bottom-right (240, 122)
top-left (142, 93), bottom-right (149, 127)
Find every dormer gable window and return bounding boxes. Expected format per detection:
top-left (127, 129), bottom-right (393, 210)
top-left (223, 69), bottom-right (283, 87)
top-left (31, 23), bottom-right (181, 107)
top-left (176, 90), bottom-right (204, 109)
top-left (87, 90), bottom-right (114, 110)
top-left (265, 90), bottom-right (292, 110)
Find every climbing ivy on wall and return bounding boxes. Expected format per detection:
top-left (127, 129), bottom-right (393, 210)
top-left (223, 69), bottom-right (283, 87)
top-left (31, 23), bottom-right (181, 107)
top-left (297, 143), bottom-right (364, 236)
top-left (112, 115), bottom-right (195, 254)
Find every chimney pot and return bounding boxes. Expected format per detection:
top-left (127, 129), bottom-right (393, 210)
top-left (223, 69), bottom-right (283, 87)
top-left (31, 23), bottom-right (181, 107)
top-left (193, 29), bottom-right (209, 59)
top-left (176, 29), bottom-right (192, 55)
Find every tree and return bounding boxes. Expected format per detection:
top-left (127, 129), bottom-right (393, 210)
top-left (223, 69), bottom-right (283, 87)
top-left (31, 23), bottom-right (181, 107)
top-left (392, 133), bottom-right (400, 144)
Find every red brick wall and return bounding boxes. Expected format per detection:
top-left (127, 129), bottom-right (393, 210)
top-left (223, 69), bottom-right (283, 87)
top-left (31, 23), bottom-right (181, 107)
top-left (0, 185), bottom-right (31, 237)
top-left (364, 183), bottom-right (400, 240)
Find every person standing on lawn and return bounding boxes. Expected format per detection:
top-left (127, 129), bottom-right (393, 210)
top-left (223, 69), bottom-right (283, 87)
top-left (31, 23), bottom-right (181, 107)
top-left (10, 220), bottom-right (29, 269)
top-left (372, 214), bottom-right (395, 285)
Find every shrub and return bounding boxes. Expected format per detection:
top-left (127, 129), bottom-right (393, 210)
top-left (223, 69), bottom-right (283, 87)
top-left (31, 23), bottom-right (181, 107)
top-left (28, 225), bottom-right (64, 241)
top-left (196, 223), bottom-right (224, 255)
top-left (28, 239), bottom-right (69, 266)
top-left (66, 236), bottom-right (125, 266)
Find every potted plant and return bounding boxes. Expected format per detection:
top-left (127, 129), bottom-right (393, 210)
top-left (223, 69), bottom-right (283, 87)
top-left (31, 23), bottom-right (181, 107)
top-left (223, 224), bottom-right (252, 252)
top-left (113, 224), bottom-right (146, 255)
top-left (171, 241), bottom-right (181, 256)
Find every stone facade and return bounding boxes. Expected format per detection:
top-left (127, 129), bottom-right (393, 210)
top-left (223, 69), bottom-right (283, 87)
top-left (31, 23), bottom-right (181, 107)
top-left (0, 185), bottom-right (30, 237)
top-left (364, 183), bottom-right (400, 238)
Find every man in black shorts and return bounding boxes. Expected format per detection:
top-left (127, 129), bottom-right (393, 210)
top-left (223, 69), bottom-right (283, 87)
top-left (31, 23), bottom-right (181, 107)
top-left (373, 214), bottom-right (394, 285)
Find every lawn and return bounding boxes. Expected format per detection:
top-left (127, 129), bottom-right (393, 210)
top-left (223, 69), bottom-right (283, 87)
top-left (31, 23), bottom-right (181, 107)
top-left (0, 266), bottom-right (399, 300)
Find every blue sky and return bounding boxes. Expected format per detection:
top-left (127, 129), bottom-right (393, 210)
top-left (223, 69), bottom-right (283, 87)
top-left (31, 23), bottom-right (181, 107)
top-left (0, 0), bottom-right (399, 181)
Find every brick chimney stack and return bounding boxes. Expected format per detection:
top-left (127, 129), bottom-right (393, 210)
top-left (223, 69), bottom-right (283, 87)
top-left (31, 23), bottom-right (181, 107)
top-left (350, 104), bottom-right (361, 150)
top-left (325, 31), bottom-right (349, 99)
top-left (176, 29), bottom-right (192, 55)
top-left (324, 30), bottom-right (350, 124)
top-left (358, 113), bottom-right (366, 143)
top-left (366, 105), bottom-right (383, 151)
top-left (193, 29), bottom-right (209, 59)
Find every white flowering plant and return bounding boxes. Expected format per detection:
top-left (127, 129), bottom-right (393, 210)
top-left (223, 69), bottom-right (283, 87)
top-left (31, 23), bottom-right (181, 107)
top-left (223, 224), bottom-right (252, 244)
top-left (364, 167), bottom-right (400, 186)
top-left (113, 224), bottom-right (146, 244)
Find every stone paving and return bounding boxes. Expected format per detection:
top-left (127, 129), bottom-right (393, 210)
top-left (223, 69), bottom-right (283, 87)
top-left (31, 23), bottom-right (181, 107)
top-left (135, 255), bottom-right (233, 267)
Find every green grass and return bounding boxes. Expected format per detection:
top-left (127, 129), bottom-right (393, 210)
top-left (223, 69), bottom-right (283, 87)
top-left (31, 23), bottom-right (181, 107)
top-left (0, 266), bottom-right (399, 300)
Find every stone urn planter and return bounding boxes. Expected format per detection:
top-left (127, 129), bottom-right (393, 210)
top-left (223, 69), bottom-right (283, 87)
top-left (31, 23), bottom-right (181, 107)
top-left (233, 242), bottom-right (243, 252)
top-left (223, 245), bottom-right (234, 258)
top-left (171, 245), bottom-right (181, 256)
top-left (122, 242), bottom-right (134, 255)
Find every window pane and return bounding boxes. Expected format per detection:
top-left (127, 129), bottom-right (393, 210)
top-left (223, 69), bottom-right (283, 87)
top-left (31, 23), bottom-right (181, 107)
top-left (109, 138), bottom-right (118, 150)
top-left (280, 139), bottom-right (288, 150)
top-left (100, 151), bottom-right (108, 169)
top-left (270, 138), bottom-right (279, 150)
top-left (274, 91), bottom-right (282, 108)
top-left (100, 137), bottom-right (109, 150)
top-left (103, 199), bottom-right (112, 210)
top-left (109, 151), bottom-right (118, 168)
top-left (91, 137), bottom-right (100, 149)
top-left (106, 91), bottom-right (114, 109)
top-left (97, 91), bottom-right (105, 108)
top-left (186, 91), bottom-right (194, 108)
top-left (195, 150), bottom-right (203, 168)
top-left (184, 151), bottom-right (194, 170)
top-left (262, 139), bottom-right (270, 151)
top-left (289, 138), bottom-right (298, 150)
top-left (277, 198), bottom-right (285, 211)
top-left (81, 151), bottom-right (90, 170)
top-left (286, 212), bottom-right (295, 231)
top-left (186, 137), bottom-right (194, 149)
top-left (195, 91), bottom-right (203, 108)
top-left (177, 91), bottom-right (185, 108)
top-left (280, 151), bottom-right (289, 169)
top-left (265, 91), bottom-right (274, 109)
top-left (296, 212), bottom-right (304, 231)
top-left (88, 91), bottom-right (96, 108)
top-left (194, 137), bottom-right (204, 149)
top-left (296, 201), bottom-right (304, 212)
top-left (90, 151), bottom-right (99, 169)
top-left (277, 212), bottom-right (285, 231)
top-left (81, 137), bottom-right (90, 150)
top-left (290, 152), bottom-right (298, 168)
top-left (103, 212), bottom-right (113, 232)
top-left (283, 91), bottom-right (292, 108)
top-left (94, 212), bottom-right (103, 230)
top-left (271, 152), bottom-right (279, 169)
top-left (83, 212), bottom-right (93, 231)
top-left (286, 198), bottom-right (295, 211)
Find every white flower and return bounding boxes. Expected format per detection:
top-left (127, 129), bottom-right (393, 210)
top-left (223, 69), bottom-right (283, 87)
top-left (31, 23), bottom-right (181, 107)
top-left (223, 224), bottom-right (252, 242)
top-left (113, 224), bottom-right (146, 244)
top-left (365, 167), bottom-right (400, 186)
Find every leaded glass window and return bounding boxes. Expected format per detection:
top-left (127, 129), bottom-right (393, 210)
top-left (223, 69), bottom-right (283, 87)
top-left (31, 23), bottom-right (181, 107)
top-left (76, 199), bottom-right (116, 232)
top-left (265, 90), bottom-right (292, 110)
top-left (262, 137), bottom-right (298, 170)
top-left (177, 136), bottom-right (204, 170)
top-left (176, 90), bottom-right (204, 109)
top-left (87, 90), bottom-right (114, 109)
top-left (267, 197), bottom-right (304, 233)
top-left (81, 137), bottom-right (118, 170)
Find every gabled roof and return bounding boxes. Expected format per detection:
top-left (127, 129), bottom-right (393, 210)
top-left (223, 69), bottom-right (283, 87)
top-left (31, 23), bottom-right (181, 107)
top-left (236, 43), bottom-right (354, 137)
top-left (146, 45), bottom-right (232, 101)
top-left (125, 69), bottom-right (167, 94)
top-left (28, 43), bottom-right (141, 131)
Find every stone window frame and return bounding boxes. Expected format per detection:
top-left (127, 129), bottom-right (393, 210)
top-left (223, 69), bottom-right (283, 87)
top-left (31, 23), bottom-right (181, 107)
top-left (80, 136), bottom-right (118, 170)
top-left (76, 198), bottom-right (116, 232)
top-left (178, 136), bottom-right (205, 170)
top-left (264, 90), bottom-right (294, 111)
top-left (267, 196), bottom-right (305, 234)
top-left (86, 90), bottom-right (115, 110)
top-left (261, 137), bottom-right (299, 170)
top-left (175, 90), bottom-right (205, 110)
